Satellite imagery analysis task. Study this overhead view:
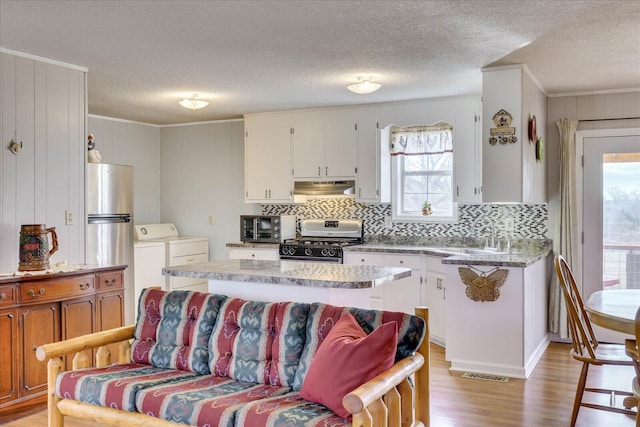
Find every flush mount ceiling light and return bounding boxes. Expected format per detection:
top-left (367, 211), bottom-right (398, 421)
top-left (179, 94), bottom-right (209, 110)
top-left (347, 77), bottom-right (382, 94)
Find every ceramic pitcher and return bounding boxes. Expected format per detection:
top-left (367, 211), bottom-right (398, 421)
top-left (18, 224), bottom-right (58, 271)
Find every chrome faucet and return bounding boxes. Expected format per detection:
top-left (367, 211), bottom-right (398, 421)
top-left (472, 214), bottom-right (496, 250)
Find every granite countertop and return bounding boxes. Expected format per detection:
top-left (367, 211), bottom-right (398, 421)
top-left (344, 238), bottom-right (552, 268)
top-left (226, 242), bottom-right (280, 249)
top-left (163, 259), bottom-right (411, 289)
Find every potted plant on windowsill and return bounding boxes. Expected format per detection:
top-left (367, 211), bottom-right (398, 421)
top-left (422, 201), bottom-right (432, 216)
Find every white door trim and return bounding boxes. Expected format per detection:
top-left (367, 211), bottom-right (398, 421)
top-left (576, 128), bottom-right (640, 343)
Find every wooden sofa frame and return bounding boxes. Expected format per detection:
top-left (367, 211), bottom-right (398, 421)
top-left (37, 307), bottom-right (430, 427)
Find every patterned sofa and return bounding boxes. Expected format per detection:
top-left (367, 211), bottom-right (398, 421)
top-left (36, 288), bottom-right (429, 427)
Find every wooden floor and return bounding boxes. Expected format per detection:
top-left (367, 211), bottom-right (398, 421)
top-left (1, 342), bottom-right (636, 427)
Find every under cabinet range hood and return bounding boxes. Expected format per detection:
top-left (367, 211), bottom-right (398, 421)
top-left (293, 180), bottom-right (355, 196)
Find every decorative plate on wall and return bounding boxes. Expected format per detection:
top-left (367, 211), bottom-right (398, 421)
top-left (528, 115), bottom-right (537, 143)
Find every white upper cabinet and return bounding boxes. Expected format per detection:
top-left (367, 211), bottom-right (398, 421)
top-left (453, 97), bottom-right (482, 203)
top-left (291, 109), bottom-right (356, 180)
top-left (244, 113), bottom-right (293, 203)
top-left (355, 107), bottom-right (390, 203)
top-left (291, 112), bottom-right (324, 179)
top-left (323, 110), bottom-right (356, 179)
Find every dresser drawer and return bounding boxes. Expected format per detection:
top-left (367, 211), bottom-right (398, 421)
top-left (0, 284), bottom-right (17, 307)
top-left (97, 271), bottom-right (124, 291)
top-left (18, 275), bottom-right (95, 303)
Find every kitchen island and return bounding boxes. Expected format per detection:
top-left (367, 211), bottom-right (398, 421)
top-left (163, 259), bottom-right (411, 309)
top-left (344, 239), bottom-right (552, 378)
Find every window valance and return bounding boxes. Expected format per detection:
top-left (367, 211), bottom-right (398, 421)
top-left (390, 122), bottom-right (453, 156)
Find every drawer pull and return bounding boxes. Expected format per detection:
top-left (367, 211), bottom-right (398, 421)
top-left (187, 258), bottom-right (195, 262)
top-left (79, 283), bottom-right (90, 290)
top-left (0, 293), bottom-right (5, 300)
top-left (105, 278), bottom-right (117, 287)
top-left (400, 260), bottom-right (404, 264)
top-left (28, 288), bottom-right (45, 297)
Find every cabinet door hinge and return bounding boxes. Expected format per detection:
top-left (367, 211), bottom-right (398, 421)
top-left (245, 131), bottom-right (249, 137)
top-left (354, 123), bottom-right (358, 131)
top-left (376, 122), bottom-right (379, 129)
top-left (290, 127), bottom-right (294, 135)
top-left (474, 114), bottom-right (478, 122)
top-left (376, 189), bottom-right (379, 196)
top-left (581, 155), bottom-right (584, 167)
top-left (291, 169), bottom-right (294, 176)
top-left (354, 166), bottom-right (358, 174)
top-left (581, 231), bottom-right (584, 244)
top-left (456, 186), bottom-right (459, 197)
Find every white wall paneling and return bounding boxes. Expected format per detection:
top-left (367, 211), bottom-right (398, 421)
top-left (0, 51), bottom-right (86, 272)
top-left (546, 91), bottom-right (640, 253)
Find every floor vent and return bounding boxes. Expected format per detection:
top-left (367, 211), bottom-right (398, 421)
top-left (461, 372), bottom-right (510, 383)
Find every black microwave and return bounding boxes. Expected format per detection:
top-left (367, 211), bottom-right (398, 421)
top-left (240, 215), bottom-right (296, 243)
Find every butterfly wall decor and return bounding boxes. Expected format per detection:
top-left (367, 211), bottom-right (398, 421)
top-left (458, 266), bottom-right (509, 302)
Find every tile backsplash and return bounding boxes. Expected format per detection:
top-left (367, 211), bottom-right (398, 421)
top-left (262, 198), bottom-right (547, 239)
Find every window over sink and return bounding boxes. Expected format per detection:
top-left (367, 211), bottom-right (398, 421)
top-left (390, 122), bottom-right (457, 223)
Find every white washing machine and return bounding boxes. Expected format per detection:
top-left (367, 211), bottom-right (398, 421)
top-left (134, 223), bottom-right (210, 293)
top-left (133, 240), bottom-right (166, 317)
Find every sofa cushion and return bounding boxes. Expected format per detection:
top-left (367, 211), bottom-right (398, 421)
top-left (292, 303), bottom-right (425, 390)
top-left (136, 375), bottom-right (290, 427)
top-left (299, 313), bottom-right (398, 418)
top-left (208, 298), bottom-right (309, 387)
top-left (235, 392), bottom-right (351, 427)
top-left (131, 288), bottom-right (227, 375)
top-left (56, 363), bottom-right (196, 412)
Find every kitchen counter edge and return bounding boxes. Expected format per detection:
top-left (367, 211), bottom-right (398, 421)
top-left (344, 244), bottom-right (552, 268)
top-left (163, 260), bottom-right (411, 289)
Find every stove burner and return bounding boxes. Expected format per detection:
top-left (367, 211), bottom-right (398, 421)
top-left (279, 237), bottom-right (362, 262)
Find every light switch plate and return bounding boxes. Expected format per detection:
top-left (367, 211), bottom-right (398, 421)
top-left (504, 216), bottom-right (514, 231)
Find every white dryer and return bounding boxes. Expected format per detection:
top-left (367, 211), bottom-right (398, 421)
top-left (134, 223), bottom-right (210, 293)
top-left (133, 240), bottom-right (165, 316)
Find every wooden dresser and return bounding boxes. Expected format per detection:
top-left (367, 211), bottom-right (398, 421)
top-left (0, 265), bottom-right (126, 418)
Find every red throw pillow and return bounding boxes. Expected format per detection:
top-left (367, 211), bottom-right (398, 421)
top-left (300, 312), bottom-right (398, 419)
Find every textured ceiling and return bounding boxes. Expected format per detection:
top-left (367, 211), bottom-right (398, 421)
top-left (1, 0), bottom-right (639, 125)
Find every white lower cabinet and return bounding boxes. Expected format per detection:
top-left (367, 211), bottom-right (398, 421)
top-left (228, 247), bottom-right (279, 261)
top-left (422, 256), bottom-right (446, 346)
top-left (345, 251), bottom-right (447, 345)
top-left (343, 252), bottom-right (422, 315)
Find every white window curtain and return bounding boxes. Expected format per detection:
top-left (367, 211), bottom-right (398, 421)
top-left (390, 122), bottom-right (453, 156)
top-left (549, 118), bottom-right (578, 339)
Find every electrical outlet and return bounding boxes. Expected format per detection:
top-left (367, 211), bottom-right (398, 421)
top-left (65, 210), bottom-right (73, 225)
top-left (504, 215), bottom-right (514, 231)
top-left (384, 216), bottom-right (392, 229)
top-left (208, 215), bottom-right (215, 225)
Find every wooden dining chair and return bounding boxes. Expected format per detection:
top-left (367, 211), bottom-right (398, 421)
top-left (625, 306), bottom-right (640, 427)
top-left (554, 255), bottom-right (636, 426)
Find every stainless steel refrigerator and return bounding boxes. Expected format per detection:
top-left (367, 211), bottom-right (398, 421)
top-left (86, 163), bottom-right (135, 324)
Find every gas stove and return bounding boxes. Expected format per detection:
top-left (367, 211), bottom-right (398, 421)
top-left (279, 219), bottom-right (363, 263)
